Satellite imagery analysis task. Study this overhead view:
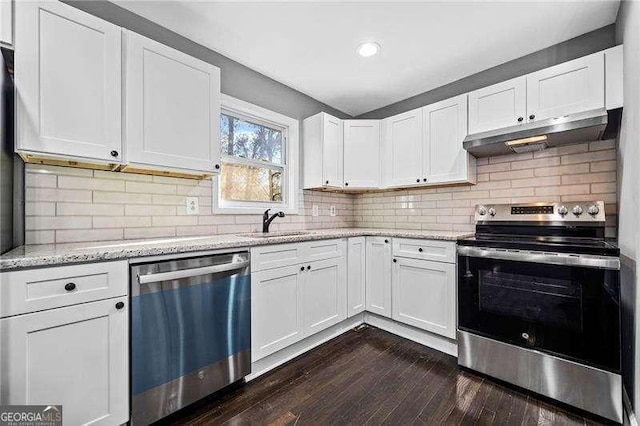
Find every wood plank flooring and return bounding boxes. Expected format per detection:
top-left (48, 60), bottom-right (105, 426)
top-left (161, 326), bottom-right (612, 426)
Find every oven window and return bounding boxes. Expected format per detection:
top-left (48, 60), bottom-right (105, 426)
top-left (458, 255), bottom-right (620, 372)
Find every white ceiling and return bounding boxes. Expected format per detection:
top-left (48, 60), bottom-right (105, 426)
top-left (115, 1), bottom-right (620, 116)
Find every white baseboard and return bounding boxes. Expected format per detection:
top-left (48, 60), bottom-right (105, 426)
top-left (364, 312), bottom-right (458, 357)
top-left (247, 314), bottom-right (365, 381)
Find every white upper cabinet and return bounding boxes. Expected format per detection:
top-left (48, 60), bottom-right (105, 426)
top-left (468, 76), bottom-right (527, 134)
top-left (526, 52), bottom-right (605, 122)
top-left (604, 45), bottom-right (623, 110)
top-left (383, 108), bottom-right (424, 187)
top-left (0, 0), bottom-right (12, 47)
top-left (15, 1), bottom-right (122, 163)
top-left (303, 112), bottom-right (343, 189)
top-left (423, 95), bottom-right (475, 185)
top-left (343, 120), bottom-right (381, 189)
top-left (124, 31), bottom-right (221, 173)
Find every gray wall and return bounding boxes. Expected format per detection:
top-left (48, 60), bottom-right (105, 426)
top-left (615, 0), bottom-right (640, 412)
top-left (357, 24), bottom-right (617, 119)
top-left (63, 1), bottom-right (350, 122)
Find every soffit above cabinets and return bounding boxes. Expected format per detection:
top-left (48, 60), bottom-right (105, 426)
top-left (114, 0), bottom-right (619, 116)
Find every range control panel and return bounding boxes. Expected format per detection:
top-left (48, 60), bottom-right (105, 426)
top-left (475, 201), bottom-right (606, 223)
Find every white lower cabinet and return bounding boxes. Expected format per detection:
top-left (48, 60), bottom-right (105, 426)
top-left (365, 237), bottom-right (392, 318)
top-left (347, 237), bottom-right (366, 317)
top-left (391, 257), bottom-right (456, 339)
top-left (303, 257), bottom-right (347, 336)
top-left (251, 265), bottom-right (305, 361)
top-left (0, 297), bottom-right (129, 426)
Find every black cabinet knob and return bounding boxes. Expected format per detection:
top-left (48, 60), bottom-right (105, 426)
top-left (517, 117), bottom-right (524, 122)
top-left (115, 301), bottom-right (125, 310)
top-left (345, 182), bottom-right (349, 186)
top-left (214, 164), bottom-right (220, 170)
top-left (384, 239), bottom-right (389, 243)
top-left (418, 248), bottom-right (423, 252)
top-left (393, 259), bottom-right (397, 263)
top-left (423, 178), bottom-right (427, 182)
top-left (300, 266), bottom-right (305, 271)
top-left (325, 180), bottom-right (329, 185)
top-left (307, 265), bottom-right (311, 270)
top-left (416, 178), bottom-right (420, 183)
top-left (110, 150), bottom-right (119, 157)
top-left (529, 114), bottom-right (535, 120)
top-left (64, 282), bottom-right (76, 292)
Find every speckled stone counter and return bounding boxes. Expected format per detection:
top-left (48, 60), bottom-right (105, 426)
top-left (0, 228), bottom-right (472, 271)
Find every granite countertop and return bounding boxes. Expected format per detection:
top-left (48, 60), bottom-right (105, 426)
top-left (0, 228), bottom-right (472, 271)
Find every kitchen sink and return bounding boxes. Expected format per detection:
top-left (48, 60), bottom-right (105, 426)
top-left (238, 231), bottom-right (313, 238)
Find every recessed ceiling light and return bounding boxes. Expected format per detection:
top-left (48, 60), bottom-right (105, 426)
top-left (357, 42), bottom-right (380, 57)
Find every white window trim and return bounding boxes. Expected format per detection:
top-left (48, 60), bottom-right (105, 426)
top-left (213, 94), bottom-right (300, 215)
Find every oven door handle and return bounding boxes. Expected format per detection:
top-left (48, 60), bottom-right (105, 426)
top-left (137, 259), bottom-right (250, 284)
top-left (457, 246), bottom-right (620, 270)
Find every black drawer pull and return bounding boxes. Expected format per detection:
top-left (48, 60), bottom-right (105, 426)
top-left (115, 301), bottom-right (125, 310)
top-left (64, 282), bottom-right (76, 292)
top-left (418, 248), bottom-right (423, 252)
top-left (307, 265), bottom-right (311, 270)
top-left (300, 266), bottom-right (305, 271)
top-left (393, 259), bottom-right (397, 263)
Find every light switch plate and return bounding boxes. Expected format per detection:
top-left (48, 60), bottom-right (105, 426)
top-left (186, 197), bottom-right (199, 215)
top-left (312, 205), bottom-right (319, 217)
top-left (330, 206), bottom-right (336, 217)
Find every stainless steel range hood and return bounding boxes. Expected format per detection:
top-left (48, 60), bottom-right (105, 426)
top-left (463, 108), bottom-right (617, 157)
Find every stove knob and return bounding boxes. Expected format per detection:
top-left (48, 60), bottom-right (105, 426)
top-left (557, 205), bottom-right (568, 216)
top-left (488, 207), bottom-right (497, 217)
top-left (478, 206), bottom-right (487, 216)
top-left (588, 204), bottom-right (600, 216)
top-left (572, 205), bottom-right (584, 216)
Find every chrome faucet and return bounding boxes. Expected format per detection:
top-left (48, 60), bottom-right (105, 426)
top-left (262, 209), bottom-right (285, 233)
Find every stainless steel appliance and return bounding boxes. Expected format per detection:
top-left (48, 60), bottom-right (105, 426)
top-left (130, 252), bottom-right (251, 425)
top-left (457, 202), bottom-right (621, 422)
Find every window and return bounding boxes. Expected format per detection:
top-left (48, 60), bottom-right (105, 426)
top-left (214, 95), bottom-right (299, 214)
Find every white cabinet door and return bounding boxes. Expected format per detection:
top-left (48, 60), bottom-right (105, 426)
top-left (343, 120), bottom-right (380, 189)
top-left (302, 112), bottom-right (343, 189)
top-left (0, 297), bottom-right (129, 426)
top-left (303, 257), bottom-right (347, 336)
top-left (392, 257), bottom-right (456, 339)
top-left (365, 237), bottom-right (392, 318)
top-left (383, 109), bottom-right (424, 187)
top-left (15, 1), bottom-right (122, 162)
top-left (526, 52), bottom-right (605, 122)
top-left (423, 94), bottom-right (473, 184)
top-left (125, 31), bottom-right (221, 173)
top-left (251, 265), bottom-right (304, 361)
top-left (347, 237), bottom-right (366, 317)
top-left (604, 45), bottom-right (623, 110)
top-left (322, 114), bottom-right (344, 188)
top-left (468, 76), bottom-right (527, 134)
top-left (0, 0), bottom-right (12, 47)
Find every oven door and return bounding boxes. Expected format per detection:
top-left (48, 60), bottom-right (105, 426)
top-left (457, 246), bottom-right (620, 372)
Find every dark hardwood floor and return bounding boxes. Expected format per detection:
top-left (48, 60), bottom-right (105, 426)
top-left (162, 326), bottom-right (611, 425)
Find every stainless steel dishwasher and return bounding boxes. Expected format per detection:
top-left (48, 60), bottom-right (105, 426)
top-left (130, 252), bottom-right (251, 425)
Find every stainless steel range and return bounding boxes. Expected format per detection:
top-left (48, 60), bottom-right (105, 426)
top-left (457, 201), bottom-right (621, 423)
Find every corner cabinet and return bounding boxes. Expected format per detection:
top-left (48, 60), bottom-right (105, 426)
top-left (423, 95), bottom-right (476, 185)
top-left (0, 298), bottom-right (129, 426)
top-left (347, 237), bottom-right (366, 317)
top-left (343, 120), bottom-right (381, 189)
top-left (302, 112), bottom-right (343, 189)
top-left (15, 1), bottom-right (123, 163)
top-left (365, 237), bottom-right (392, 318)
top-left (124, 31), bottom-right (221, 174)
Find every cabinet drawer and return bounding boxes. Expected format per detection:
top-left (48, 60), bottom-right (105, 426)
top-left (0, 261), bottom-right (128, 317)
top-left (251, 243), bottom-right (306, 272)
top-left (305, 239), bottom-right (345, 263)
top-left (392, 238), bottom-right (455, 263)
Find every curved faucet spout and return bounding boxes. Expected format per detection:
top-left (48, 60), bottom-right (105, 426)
top-left (262, 210), bottom-right (285, 233)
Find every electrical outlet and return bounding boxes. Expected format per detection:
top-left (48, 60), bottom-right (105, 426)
top-left (186, 197), bottom-right (199, 215)
top-left (330, 206), bottom-right (336, 217)
top-left (312, 205), bottom-right (319, 217)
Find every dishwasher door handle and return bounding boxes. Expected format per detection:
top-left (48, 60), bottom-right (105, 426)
top-left (137, 259), bottom-right (250, 284)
